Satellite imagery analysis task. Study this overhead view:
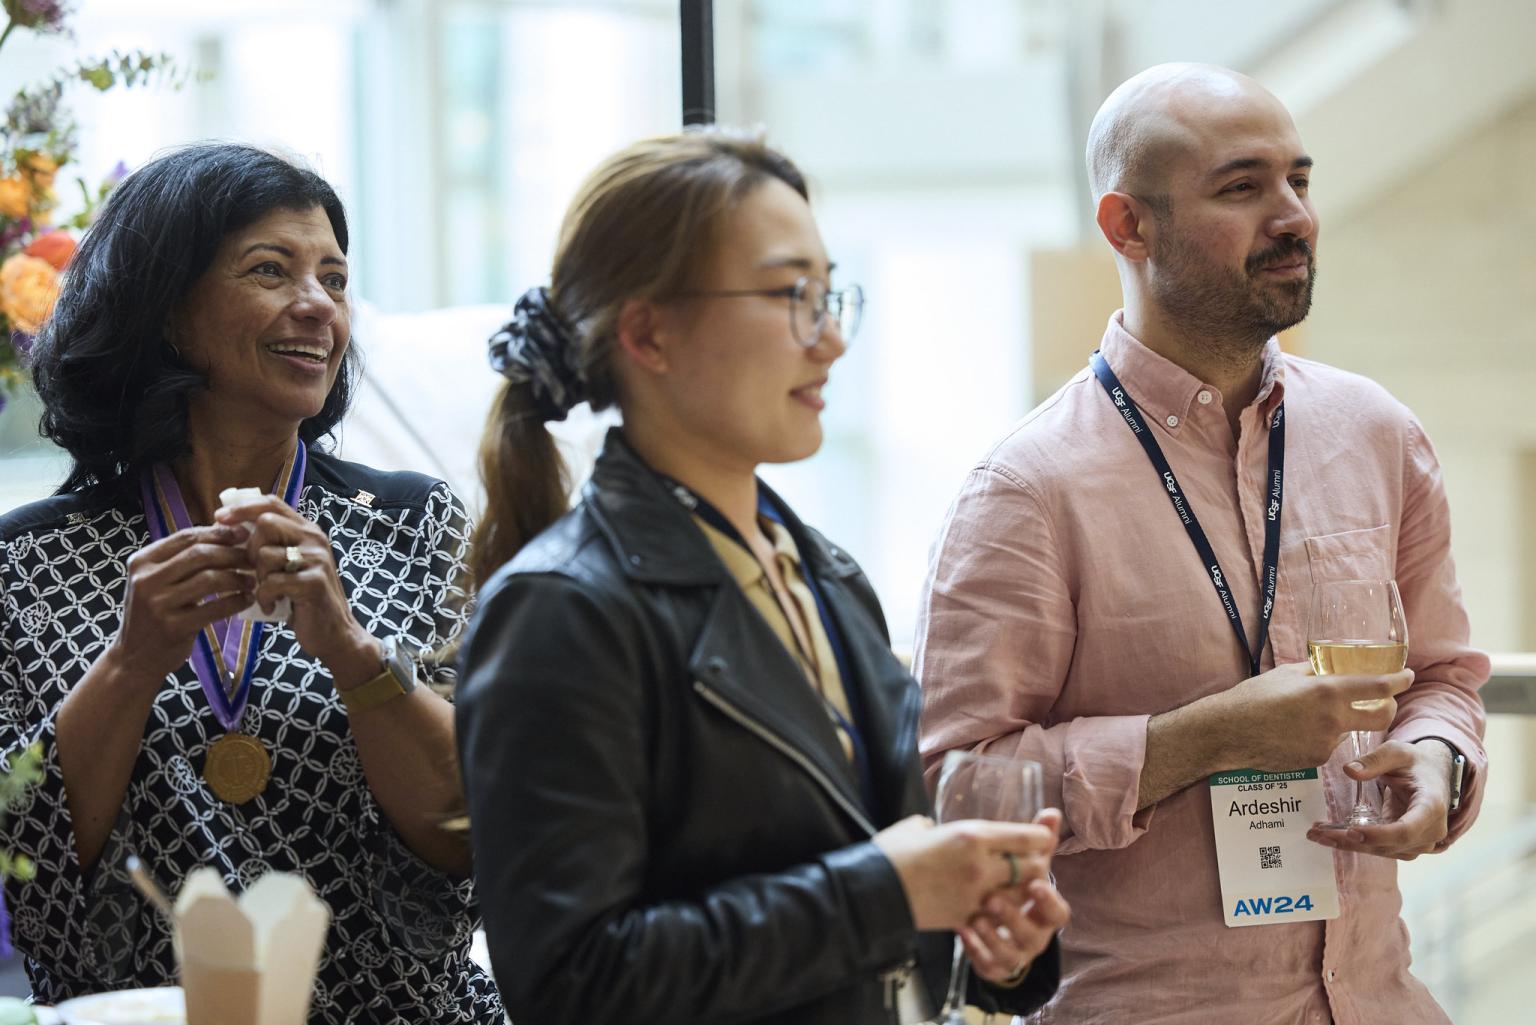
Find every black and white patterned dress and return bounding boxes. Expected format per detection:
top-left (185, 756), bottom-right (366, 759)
top-left (0, 452), bottom-right (504, 1023)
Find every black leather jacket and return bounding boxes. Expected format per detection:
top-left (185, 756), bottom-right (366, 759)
top-left (457, 430), bottom-right (1058, 1025)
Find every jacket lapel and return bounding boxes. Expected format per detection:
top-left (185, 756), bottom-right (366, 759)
top-left (688, 585), bottom-right (871, 825)
top-left (756, 481), bottom-right (925, 826)
top-left (585, 430), bottom-right (916, 829)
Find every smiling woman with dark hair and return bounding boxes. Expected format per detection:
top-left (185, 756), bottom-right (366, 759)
top-left (32, 144), bottom-right (359, 497)
top-left (0, 143), bottom-right (503, 1022)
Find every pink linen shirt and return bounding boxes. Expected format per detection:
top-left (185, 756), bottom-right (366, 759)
top-left (915, 312), bottom-right (1488, 1025)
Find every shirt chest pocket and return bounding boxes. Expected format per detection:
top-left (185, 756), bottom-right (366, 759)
top-left (1303, 523), bottom-right (1394, 586)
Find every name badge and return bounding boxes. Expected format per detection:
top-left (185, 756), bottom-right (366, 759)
top-left (1209, 768), bottom-right (1340, 927)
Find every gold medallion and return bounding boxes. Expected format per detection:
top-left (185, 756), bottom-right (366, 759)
top-left (203, 732), bottom-right (271, 804)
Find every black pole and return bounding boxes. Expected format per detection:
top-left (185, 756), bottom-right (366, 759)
top-left (681, 0), bottom-right (715, 125)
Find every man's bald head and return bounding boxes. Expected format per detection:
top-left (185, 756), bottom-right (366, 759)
top-left (1086, 63), bottom-right (1289, 207)
top-left (1085, 64), bottom-right (1319, 357)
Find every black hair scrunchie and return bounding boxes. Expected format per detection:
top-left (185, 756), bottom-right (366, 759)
top-left (487, 287), bottom-right (586, 422)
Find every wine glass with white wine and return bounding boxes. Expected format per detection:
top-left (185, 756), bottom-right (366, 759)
top-left (916, 750), bottom-right (1043, 1025)
top-left (1307, 578), bottom-right (1407, 829)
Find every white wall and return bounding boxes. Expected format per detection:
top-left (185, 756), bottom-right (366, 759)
top-left (1303, 87), bottom-right (1536, 1025)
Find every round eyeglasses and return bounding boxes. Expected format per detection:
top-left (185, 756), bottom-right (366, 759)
top-left (675, 276), bottom-right (865, 348)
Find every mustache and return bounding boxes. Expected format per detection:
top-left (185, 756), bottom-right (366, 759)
top-left (1246, 238), bottom-right (1313, 276)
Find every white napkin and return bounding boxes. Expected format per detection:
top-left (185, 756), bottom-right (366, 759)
top-left (218, 487), bottom-right (291, 623)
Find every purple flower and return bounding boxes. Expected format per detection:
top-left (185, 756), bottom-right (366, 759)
top-left (0, 388), bottom-right (8, 419)
top-left (0, 886), bottom-right (11, 960)
top-left (0, 217), bottom-right (30, 250)
top-left (7, 0), bottom-right (71, 32)
top-left (5, 82), bottom-right (62, 138)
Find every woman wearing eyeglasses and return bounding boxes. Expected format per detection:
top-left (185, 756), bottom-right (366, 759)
top-left (454, 128), bottom-right (1067, 1025)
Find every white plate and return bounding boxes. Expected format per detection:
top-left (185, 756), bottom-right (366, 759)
top-left (53, 988), bottom-right (184, 1025)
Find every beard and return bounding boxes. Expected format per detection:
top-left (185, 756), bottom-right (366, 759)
top-left (1148, 225), bottom-right (1315, 364)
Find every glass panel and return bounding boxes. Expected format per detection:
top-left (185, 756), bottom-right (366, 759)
top-left (438, 1), bottom-right (681, 306)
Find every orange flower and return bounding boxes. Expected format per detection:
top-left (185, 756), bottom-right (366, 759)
top-left (21, 154), bottom-right (59, 192)
top-left (29, 194), bottom-right (56, 227)
top-left (0, 254), bottom-right (61, 335)
top-left (0, 177), bottom-right (29, 220)
top-left (24, 230), bottom-right (76, 270)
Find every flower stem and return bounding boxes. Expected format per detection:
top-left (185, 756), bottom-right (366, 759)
top-left (0, 19), bottom-right (15, 57)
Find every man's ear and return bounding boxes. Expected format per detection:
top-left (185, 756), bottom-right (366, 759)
top-left (1096, 192), bottom-right (1154, 264)
top-left (613, 297), bottom-right (671, 374)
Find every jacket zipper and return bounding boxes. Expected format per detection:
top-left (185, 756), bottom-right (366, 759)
top-left (693, 680), bottom-right (877, 836)
top-left (880, 958), bottom-right (917, 1023)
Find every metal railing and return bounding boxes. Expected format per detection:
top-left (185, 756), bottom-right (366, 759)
top-left (1483, 653), bottom-right (1536, 715)
top-left (1403, 807), bottom-right (1536, 1020)
top-left (1400, 653), bottom-right (1536, 1023)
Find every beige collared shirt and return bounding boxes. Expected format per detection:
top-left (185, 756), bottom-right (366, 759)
top-left (695, 514), bottom-right (856, 762)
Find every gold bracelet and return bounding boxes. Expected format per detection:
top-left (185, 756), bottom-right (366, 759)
top-left (338, 667), bottom-right (408, 712)
top-left (338, 636), bottom-right (418, 712)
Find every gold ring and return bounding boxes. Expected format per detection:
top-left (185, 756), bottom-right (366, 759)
top-left (1003, 851), bottom-right (1021, 888)
top-left (283, 545), bottom-right (303, 574)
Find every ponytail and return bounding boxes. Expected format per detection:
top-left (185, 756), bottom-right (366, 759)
top-left (468, 380), bottom-right (571, 591)
top-left (470, 127), bottom-right (809, 587)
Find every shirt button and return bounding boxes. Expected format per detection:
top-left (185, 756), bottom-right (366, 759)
top-left (1165, 414), bottom-right (1180, 428)
top-left (1197, 390), bottom-right (1213, 405)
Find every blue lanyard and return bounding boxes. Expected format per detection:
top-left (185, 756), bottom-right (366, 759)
top-left (665, 479), bottom-right (876, 806)
top-left (1089, 351), bottom-right (1284, 678)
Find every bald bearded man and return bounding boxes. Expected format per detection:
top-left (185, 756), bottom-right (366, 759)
top-left (915, 64), bottom-right (1487, 1024)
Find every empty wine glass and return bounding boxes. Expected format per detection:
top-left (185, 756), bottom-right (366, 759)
top-left (917, 750), bottom-right (1043, 1025)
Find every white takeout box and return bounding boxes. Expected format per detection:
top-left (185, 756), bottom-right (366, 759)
top-left (218, 487), bottom-right (291, 623)
top-left (173, 869), bottom-right (329, 1025)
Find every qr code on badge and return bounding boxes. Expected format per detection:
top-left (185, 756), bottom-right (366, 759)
top-left (1259, 845), bottom-right (1282, 870)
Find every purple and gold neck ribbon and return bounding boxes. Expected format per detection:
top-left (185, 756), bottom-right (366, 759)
top-left (139, 440), bottom-right (307, 732)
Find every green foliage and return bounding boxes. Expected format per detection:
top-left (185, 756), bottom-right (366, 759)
top-left (0, 3), bottom-right (199, 411)
top-left (0, 744), bottom-right (41, 882)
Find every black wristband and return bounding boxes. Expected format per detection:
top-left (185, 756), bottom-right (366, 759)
top-left (1413, 737), bottom-right (1466, 813)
